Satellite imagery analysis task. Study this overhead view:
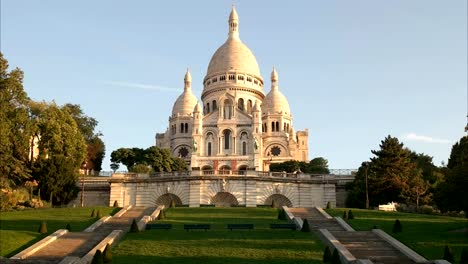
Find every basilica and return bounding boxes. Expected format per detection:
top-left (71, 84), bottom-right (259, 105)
top-left (155, 6), bottom-right (309, 172)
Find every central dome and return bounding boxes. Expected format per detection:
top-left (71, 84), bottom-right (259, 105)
top-left (205, 6), bottom-right (261, 79)
top-left (206, 38), bottom-right (261, 77)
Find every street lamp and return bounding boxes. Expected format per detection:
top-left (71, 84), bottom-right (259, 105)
top-left (81, 162), bottom-right (86, 207)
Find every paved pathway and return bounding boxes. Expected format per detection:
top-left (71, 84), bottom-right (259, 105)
top-left (290, 207), bottom-right (416, 264)
top-left (7, 206), bottom-right (152, 264)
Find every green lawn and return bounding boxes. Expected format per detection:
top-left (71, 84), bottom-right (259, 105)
top-left (326, 208), bottom-right (468, 261)
top-left (113, 207), bottom-right (324, 264)
top-left (0, 206), bottom-right (118, 257)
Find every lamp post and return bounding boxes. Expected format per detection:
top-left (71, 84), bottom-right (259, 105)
top-left (81, 162), bottom-right (86, 207)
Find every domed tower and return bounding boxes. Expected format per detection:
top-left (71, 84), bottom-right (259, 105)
top-left (261, 67), bottom-right (308, 169)
top-left (157, 69), bottom-right (198, 162)
top-left (191, 6), bottom-right (265, 172)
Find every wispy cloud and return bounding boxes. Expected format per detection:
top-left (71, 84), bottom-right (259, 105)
top-left (402, 133), bottom-right (451, 144)
top-left (103, 81), bottom-right (182, 93)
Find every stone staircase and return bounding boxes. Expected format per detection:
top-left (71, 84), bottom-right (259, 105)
top-left (289, 207), bottom-right (418, 264)
top-left (9, 207), bottom-right (150, 264)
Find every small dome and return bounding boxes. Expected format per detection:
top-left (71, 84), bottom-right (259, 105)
top-left (262, 89), bottom-right (290, 115)
top-left (172, 70), bottom-right (198, 116)
top-left (262, 67), bottom-right (290, 115)
top-left (193, 102), bottom-right (202, 113)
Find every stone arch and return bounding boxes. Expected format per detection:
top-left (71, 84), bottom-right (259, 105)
top-left (173, 144), bottom-right (191, 159)
top-left (155, 193), bottom-right (183, 207)
top-left (264, 142), bottom-right (288, 157)
top-left (264, 194), bottom-right (293, 208)
top-left (210, 192), bottom-right (239, 207)
top-left (201, 165), bottom-right (212, 170)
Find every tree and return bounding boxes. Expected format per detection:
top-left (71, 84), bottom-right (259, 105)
top-left (30, 103), bottom-right (86, 205)
top-left (370, 136), bottom-right (414, 205)
top-left (63, 104), bottom-right (105, 173)
top-left (0, 53), bottom-right (32, 188)
top-left (308, 157), bottom-right (330, 174)
top-left (434, 136), bottom-right (468, 215)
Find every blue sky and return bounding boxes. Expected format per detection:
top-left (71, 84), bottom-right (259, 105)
top-left (2, 1), bottom-right (467, 170)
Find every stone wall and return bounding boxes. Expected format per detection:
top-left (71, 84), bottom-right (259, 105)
top-left (108, 176), bottom-right (336, 208)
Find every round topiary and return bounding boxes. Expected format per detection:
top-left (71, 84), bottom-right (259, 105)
top-left (323, 246), bottom-right (332, 263)
top-left (130, 218), bottom-right (139, 233)
top-left (66, 223), bottom-right (71, 231)
top-left (38, 221), bottom-right (47, 234)
top-left (103, 243), bottom-right (112, 263)
top-left (170, 199), bottom-right (176, 208)
top-left (372, 225), bottom-right (378, 229)
top-left (96, 210), bottom-right (102, 219)
top-left (91, 209), bottom-right (96, 217)
top-left (443, 245), bottom-right (454, 262)
top-left (301, 218), bottom-right (311, 232)
top-left (278, 209), bottom-right (287, 220)
top-left (460, 247), bottom-right (468, 264)
top-left (91, 249), bottom-right (103, 264)
top-left (331, 248), bottom-right (341, 264)
top-left (342, 210), bottom-right (348, 220)
top-left (347, 210), bottom-right (354, 220)
top-left (392, 219), bottom-right (402, 233)
top-left (326, 201), bottom-right (332, 209)
top-left (113, 200), bottom-right (119, 208)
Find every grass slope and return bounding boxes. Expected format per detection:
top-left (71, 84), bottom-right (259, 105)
top-left (113, 207), bottom-right (324, 264)
top-left (0, 206), bottom-right (118, 257)
top-left (326, 208), bottom-right (468, 261)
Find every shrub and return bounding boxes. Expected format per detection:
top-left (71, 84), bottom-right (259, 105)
top-left (342, 210), bottom-right (348, 220)
top-left (347, 210), bottom-right (354, 220)
top-left (326, 201), bottom-right (332, 209)
top-left (392, 219), bottom-right (402, 233)
top-left (130, 219), bottom-right (139, 233)
top-left (91, 249), bottom-right (104, 264)
top-left (96, 210), bottom-right (102, 218)
top-left (103, 243), bottom-right (112, 263)
top-left (158, 210), bottom-right (166, 220)
top-left (460, 247), bottom-right (468, 264)
top-left (278, 209), bottom-right (287, 220)
top-left (66, 223), bottom-right (71, 231)
top-left (301, 218), bottom-right (311, 232)
top-left (372, 225), bottom-right (378, 229)
top-left (38, 221), bottom-right (47, 234)
top-left (323, 246), bottom-right (332, 263)
top-left (331, 248), bottom-right (341, 264)
top-left (170, 199), bottom-right (176, 208)
top-left (271, 200), bottom-right (277, 208)
top-left (113, 200), bottom-right (119, 207)
top-left (91, 209), bottom-right (96, 217)
top-left (442, 245), bottom-right (454, 262)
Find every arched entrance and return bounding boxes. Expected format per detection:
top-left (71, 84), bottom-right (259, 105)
top-left (264, 194), bottom-right (293, 208)
top-left (219, 165), bottom-right (231, 175)
top-left (210, 192), bottom-right (238, 207)
top-left (155, 193), bottom-right (183, 207)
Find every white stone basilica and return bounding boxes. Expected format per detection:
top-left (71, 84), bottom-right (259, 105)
top-left (156, 7), bottom-right (309, 172)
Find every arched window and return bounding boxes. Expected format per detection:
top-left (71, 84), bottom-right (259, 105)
top-left (208, 142), bottom-right (212, 156)
top-left (238, 98), bottom-right (244, 111)
top-left (271, 122), bottom-right (275, 132)
top-left (247, 100), bottom-right (252, 112)
top-left (212, 100), bottom-right (217, 110)
top-left (207, 103), bottom-right (210, 114)
top-left (180, 123), bottom-right (184, 133)
top-left (223, 99), bottom-right (232, 119)
top-left (276, 122), bottom-right (279, 132)
top-left (185, 123), bottom-right (188, 133)
top-left (242, 142), bottom-right (247, 155)
top-left (206, 132), bottom-right (214, 156)
top-left (223, 130), bottom-right (231, 150)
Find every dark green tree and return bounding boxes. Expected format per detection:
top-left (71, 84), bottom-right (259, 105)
top-left (308, 157), bottom-right (330, 174)
top-left (103, 243), bottom-right (112, 263)
top-left (0, 53), bottom-right (32, 188)
top-left (38, 221), bottom-right (47, 234)
top-left (434, 136), bottom-right (468, 215)
top-left (331, 248), bottom-right (341, 264)
top-left (392, 219), bottom-right (402, 233)
top-left (91, 249), bottom-right (104, 264)
top-left (323, 246), bottom-right (332, 263)
top-left (460, 247), bottom-right (468, 264)
top-left (301, 219), bottom-right (311, 232)
top-left (443, 245), bottom-right (454, 262)
top-left (130, 219), bottom-right (139, 232)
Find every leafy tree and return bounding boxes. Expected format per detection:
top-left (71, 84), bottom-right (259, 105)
top-left (30, 103), bottom-right (86, 205)
top-left (270, 160), bottom-right (301, 173)
top-left (0, 53), bottom-right (32, 188)
top-left (63, 104), bottom-right (105, 173)
top-left (447, 136), bottom-right (468, 169)
top-left (308, 157), bottom-right (330, 174)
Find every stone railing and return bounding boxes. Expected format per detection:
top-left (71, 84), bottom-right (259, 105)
top-left (110, 170), bottom-right (357, 182)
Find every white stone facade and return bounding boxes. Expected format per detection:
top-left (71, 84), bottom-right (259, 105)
top-left (155, 7), bottom-right (309, 172)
